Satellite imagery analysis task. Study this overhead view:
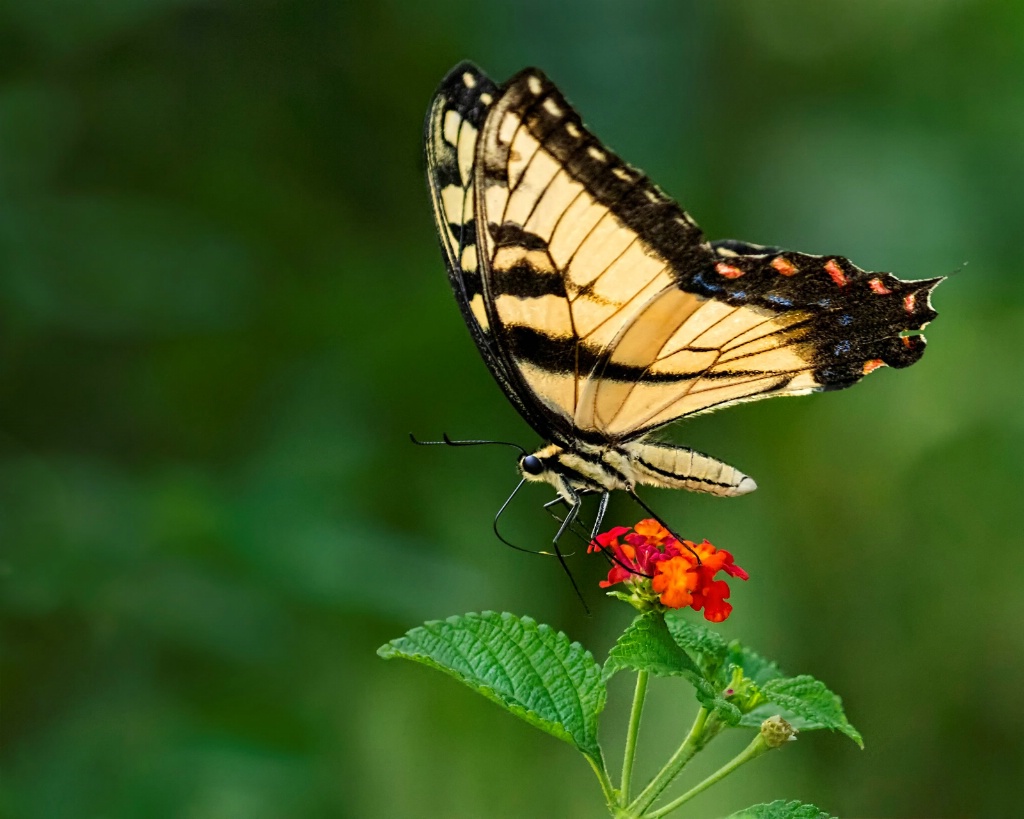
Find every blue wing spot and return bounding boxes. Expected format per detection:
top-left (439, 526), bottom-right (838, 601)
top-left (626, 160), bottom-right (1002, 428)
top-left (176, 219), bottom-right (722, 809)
top-left (833, 340), bottom-right (852, 356)
top-left (764, 294), bottom-right (793, 308)
top-left (692, 271), bottom-right (722, 295)
top-left (839, 314), bottom-right (853, 326)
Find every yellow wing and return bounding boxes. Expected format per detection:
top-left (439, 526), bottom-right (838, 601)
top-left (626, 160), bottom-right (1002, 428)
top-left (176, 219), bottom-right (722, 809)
top-left (475, 68), bottom-right (715, 440)
top-left (469, 68), bottom-right (941, 443)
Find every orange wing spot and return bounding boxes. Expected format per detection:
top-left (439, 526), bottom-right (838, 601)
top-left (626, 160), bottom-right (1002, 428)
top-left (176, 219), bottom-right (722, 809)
top-left (863, 359), bottom-right (886, 374)
top-left (869, 277), bottom-right (892, 295)
top-left (771, 257), bottom-right (798, 276)
top-left (716, 262), bottom-right (745, 279)
top-left (902, 336), bottom-right (915, 348)
top-left (904, 293), bottom-right (917, 312)
top-left (824, 259), bottom-right (848, 287)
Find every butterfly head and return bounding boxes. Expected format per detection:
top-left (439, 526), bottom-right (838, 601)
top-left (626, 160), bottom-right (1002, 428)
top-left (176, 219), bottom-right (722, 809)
top-left (520, 453), bottom-right (545, 476)
top-left (518, 443), bottom-right (565, 485)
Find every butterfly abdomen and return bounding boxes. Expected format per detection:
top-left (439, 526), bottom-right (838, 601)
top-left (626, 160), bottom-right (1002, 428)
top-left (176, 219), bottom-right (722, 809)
top-left (625, 442), bottom-right (757, 497)
top-left (521, 441), bottom-right (755, 499)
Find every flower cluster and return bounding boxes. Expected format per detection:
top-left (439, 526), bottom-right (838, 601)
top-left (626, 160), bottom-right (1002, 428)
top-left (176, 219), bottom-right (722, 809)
top-left (588, 519), bottom-right (749, 622)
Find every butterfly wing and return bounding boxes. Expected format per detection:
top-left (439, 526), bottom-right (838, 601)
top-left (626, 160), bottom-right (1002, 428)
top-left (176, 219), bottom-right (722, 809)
top-left (578, 242), bottom-right (940, 439)
top-left (470, 67), bottom-right (939, 443)
top-left (474, 67), bottom-right (717, 444)
top-left (425, 62), bottom-right (563, 440)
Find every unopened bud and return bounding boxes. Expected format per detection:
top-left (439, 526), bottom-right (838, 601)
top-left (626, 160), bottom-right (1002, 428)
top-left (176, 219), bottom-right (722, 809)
top-left (760, 715), bottom-right (797, 748)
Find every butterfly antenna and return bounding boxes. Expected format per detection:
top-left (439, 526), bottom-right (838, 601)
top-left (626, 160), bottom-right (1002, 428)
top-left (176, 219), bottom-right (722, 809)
top-left (409, 432), bottom-right (526, 455)
top-left (627, 490), bottom-right (701, 565)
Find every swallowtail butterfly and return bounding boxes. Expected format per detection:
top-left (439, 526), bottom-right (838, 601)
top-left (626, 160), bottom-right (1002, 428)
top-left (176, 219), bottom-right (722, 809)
top-left (422, 61), bottom-right (940, 546)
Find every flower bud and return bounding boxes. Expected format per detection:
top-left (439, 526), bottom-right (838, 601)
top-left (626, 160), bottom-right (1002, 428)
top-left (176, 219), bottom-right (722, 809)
top-left (760, 715), bottom-right (798, 748)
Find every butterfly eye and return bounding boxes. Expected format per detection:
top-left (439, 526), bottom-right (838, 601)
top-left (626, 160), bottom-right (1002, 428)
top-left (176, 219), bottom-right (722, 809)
top-left (521, 455), bottom-right (544, 475)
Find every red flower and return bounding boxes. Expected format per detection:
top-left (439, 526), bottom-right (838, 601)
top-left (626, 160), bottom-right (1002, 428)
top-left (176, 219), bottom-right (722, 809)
top-left (590, 519), bottom-right (748, 622)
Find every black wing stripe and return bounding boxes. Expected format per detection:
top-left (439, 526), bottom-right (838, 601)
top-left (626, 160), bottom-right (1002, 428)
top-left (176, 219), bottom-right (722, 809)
top-left (425, 62), bottom-right (565, 441)
top-left (482, 68), bottom-right (713, 273)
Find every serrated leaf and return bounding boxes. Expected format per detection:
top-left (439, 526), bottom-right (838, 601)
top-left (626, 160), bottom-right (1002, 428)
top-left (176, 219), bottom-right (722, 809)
top-left (727, 640), bottom-right (785, 686)
top-left (605, 613), bottom-right (740, 724)
top-left (663, 610), bottom-right (729, 681)
top-left (377, 611), bottom-right (606, 762)
top-left (727, 798), bottom-right (835, 819)
top-left (739, 675), bottom-right (863, 748)
top-left (605, 612), bottom-right (704, 679)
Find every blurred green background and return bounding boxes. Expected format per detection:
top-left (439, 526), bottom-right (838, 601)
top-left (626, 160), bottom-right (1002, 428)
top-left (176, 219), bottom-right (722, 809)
top-left (2, 1), bottom-right (1022, 817)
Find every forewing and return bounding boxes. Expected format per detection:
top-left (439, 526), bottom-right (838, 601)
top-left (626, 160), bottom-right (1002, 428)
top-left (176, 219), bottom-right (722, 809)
top-left (578, 242), bottom-right (941, 439)
top-left (426, 63), bottom-right (559, 436)
top-left (474, 68), bottom-right (716, 442)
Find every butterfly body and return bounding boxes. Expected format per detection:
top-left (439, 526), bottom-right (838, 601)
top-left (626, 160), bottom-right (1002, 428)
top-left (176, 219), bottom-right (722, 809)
top-left (424, 61), bottom-right (940, 542)
top-left (519, 441), bottom-right (755, 501)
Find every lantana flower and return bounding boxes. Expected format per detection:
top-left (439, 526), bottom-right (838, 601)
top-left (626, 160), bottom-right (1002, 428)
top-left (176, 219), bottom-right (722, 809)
top-left (588, 519), bottom-right (748, 622)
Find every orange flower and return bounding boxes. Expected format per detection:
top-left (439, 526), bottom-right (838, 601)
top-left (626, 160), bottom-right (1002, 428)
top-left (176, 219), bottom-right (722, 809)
top-left (690, 539), bottom-right (749, 580)
top-left (651, 555), bottom-right (698, 608)
top-left (590, 519), bottom-right (748, 621)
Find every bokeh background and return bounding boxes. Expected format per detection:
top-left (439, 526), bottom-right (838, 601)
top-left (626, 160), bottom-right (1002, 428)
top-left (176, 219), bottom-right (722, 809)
top-left (2, 1), bottom-right (1022, 817)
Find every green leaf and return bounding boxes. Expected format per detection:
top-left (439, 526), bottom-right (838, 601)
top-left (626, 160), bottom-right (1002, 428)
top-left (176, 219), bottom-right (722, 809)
top-left (727, 799), bottom-right (835, 819)
top-left (377, 611), bottom-right (606, 762)
top-left (727, 640), bottom-right (785, 686)
top-left (739, 675), bottom-right (863, 748)
top-left (663, 610), bottom-right (729, 681)
top-left (605, 613), bottom-right (739, 724)
top-left (604, 612), bottom-right (704, 679)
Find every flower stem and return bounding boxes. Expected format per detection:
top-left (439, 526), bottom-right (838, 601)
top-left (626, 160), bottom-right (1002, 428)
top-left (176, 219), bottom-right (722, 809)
top-left (627, 706), bottom-right (708, 814)
top-left (620, 670), bottom-right (649, 803)
top-left (645, 733), bottom-right (771, 818)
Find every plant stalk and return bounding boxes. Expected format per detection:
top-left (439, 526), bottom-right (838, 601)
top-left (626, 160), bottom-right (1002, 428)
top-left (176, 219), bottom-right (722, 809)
top-left (627, 706), bottom-right (708, 814)
top-left (645, 733), bottom-right (771, 818)
top-left (619, 670), bottom-right (649, 803)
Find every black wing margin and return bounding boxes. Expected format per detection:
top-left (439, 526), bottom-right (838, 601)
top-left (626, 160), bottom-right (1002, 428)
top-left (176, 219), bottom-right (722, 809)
top-left (425, 62), bottom-right (563, 440)
top-left (707, 239), bottom-right (941, 389)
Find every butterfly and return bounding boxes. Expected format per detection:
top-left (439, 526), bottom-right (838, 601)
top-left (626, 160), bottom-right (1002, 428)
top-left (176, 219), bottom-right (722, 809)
top-left (421, 61), bottom-right (940, 550)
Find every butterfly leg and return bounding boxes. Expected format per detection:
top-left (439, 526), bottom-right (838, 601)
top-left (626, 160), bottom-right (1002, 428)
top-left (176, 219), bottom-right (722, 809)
top-left (587, 491), bottom-right (656, 579)
top-left (545, 489), bottom-right (608, 542)
top-left (590, 491), bottom-right (610, 540)
top-left (551, 482), bottom-right (590, 611)
top-left (542, 494), bottom-right (593, 547)
top-left (627, 489), bottom-right (700, 564)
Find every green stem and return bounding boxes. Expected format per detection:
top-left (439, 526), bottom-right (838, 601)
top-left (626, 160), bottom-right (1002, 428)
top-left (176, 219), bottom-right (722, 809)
top-left (620, 670), bottom-right (649, 804)
top-left (645, 733), bottom-right (771, 818)
top-left (627, 707), bottom-right (708, 814)
top-left (586, 753), bottom-right (617, 809)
